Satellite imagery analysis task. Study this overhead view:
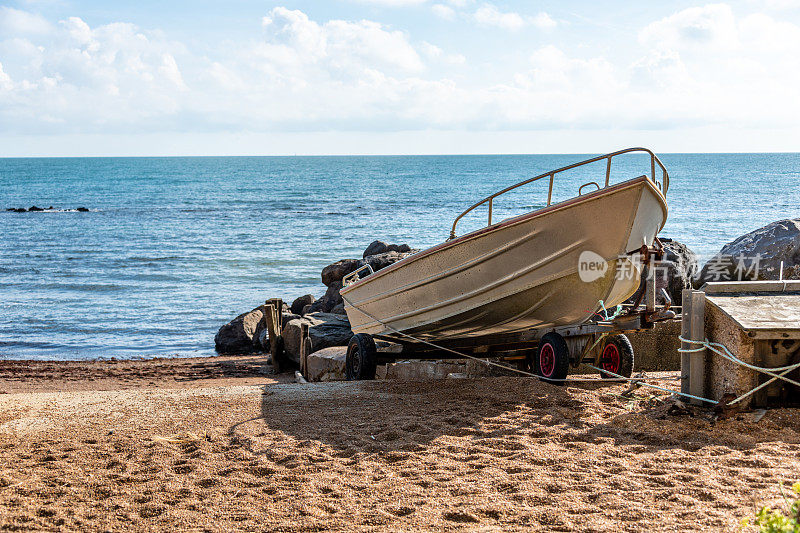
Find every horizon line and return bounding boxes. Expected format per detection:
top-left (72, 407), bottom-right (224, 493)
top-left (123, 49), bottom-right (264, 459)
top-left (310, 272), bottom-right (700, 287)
top-left (2, 150), bottom-right (800, 158)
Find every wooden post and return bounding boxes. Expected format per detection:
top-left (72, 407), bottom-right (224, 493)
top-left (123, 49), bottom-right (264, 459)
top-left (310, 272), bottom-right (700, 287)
top-left (265, 298), bottom-right (284, 373)
top-left (680, 290), bottom-right (706, 405)
top-left (300, 323), bottom-right (310, 379)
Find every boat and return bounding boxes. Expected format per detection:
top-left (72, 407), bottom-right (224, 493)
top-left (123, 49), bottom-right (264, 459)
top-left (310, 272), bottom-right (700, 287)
top-left (340, 147), bottom-right (669, 347)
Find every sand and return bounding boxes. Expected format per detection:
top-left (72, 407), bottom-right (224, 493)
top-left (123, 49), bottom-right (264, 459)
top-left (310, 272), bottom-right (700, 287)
top-left (0, 357), bottom-right (798, 531)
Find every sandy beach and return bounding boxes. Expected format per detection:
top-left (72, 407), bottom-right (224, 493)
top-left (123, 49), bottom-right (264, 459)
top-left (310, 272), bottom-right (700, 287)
top-left (0, 357), bottom-right (798, 531)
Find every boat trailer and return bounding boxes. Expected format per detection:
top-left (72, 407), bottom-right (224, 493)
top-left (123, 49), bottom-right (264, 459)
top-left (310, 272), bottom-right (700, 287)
top-left (343, 240), bottom-right (677, 383)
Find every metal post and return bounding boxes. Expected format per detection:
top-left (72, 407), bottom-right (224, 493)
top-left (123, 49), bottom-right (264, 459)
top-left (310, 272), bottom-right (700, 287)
top-left (645, 264), bottom-right (656, 313)
top-left (547, 173), bottom-right (554, 205)
top-left (605, 157), bottom-right (611, 187)
top-left (680, 289), bottom-right (692, 396)
top-left (650, 154), bottom-right (656, 183)
top-left (488, 198), bottom-right (493, 226)
top-left (680, 290), bottom-right (706, 405)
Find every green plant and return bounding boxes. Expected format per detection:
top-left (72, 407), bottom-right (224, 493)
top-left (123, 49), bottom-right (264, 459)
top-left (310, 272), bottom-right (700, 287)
top-left (748, 482), bottom-right (800, 532)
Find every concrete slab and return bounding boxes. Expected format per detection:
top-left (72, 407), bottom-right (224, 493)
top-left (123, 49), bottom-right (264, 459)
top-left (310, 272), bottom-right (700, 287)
top-left (306, 346), bottom-right (347, 382)
top-left (384, 359), bottom-right (494, 381)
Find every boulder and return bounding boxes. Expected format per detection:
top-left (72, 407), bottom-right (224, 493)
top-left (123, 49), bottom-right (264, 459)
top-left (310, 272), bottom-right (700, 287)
top-left (697, 219), bottom-right (800, 285)
top-left (306, 346), bottom-right (348, 381)
top-left (214, 307), bottom-right (265, 354)
top-left (28, 205), bottom-right (43, 212)
top-left (281, 312), bottom-right (353, 363)
top-left (331, 302), bottom-right (346, 315)
top-left (282, 312), bottom-right (300, 328)
top-left (362, 250), bottom-right (414, 272)
top-left (76, 207), bottom-right (90, 212)
top-left (626, 238), bottom-right (698, 306)
top-left (308, 281), bottom-right (343, 314)
top-left (363, 240), bottom-right (412, 258)
top-left (363, 240), bottom-right (388, 258)
top-left (321, 259), bottom-right (361, 287)
top-left (321, 245), bottom-right (418, 287)
top-left (290, 294), bottom-right (315, 315)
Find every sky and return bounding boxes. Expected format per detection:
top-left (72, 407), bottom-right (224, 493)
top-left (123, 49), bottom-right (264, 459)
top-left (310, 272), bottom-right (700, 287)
top-left (1, 0), bottom-right (800, 155)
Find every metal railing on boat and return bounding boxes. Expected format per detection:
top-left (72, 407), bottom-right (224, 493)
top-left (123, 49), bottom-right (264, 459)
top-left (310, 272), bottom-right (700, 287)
top-left (449, 147), bottom-right (669, 240)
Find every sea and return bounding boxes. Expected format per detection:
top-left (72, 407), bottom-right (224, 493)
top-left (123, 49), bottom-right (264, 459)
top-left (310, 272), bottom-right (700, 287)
top-left (2, 153), bottom-right (799, 360)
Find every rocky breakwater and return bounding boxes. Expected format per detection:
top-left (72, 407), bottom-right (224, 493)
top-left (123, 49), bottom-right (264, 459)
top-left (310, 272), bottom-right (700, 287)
top-left (214, 240), bottom-right (417, 362)
top-left (695, 218), bottom-right (800, 285)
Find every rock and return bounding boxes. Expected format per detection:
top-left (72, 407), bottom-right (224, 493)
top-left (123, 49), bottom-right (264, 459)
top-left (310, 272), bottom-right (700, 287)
top-left (214, 307), bottom-right (265, 354)
top-left (388, 243), bottom-right (411, 254)
top-left (76, 207), bottom-right (90, 212)
top-left (306, 346), bottom-right (347, 381)
top-left (321, 244), bottom-right (418, 288)
top-left (281, 312), bottom-right (300, 328)
top-left (321, 259), bottom-right (361, 287)
top-left (362, 251), bottom-right (411, 272)
top-left (331, 302), bottom-right (346, 315)
top-left (308, 281), bottom-right (343, 314)
top-left (28, 206), bottom-right (43, 212)
top-left (363, 240), bottom-right (388, 258)
top-left (290, 294), bottom-right (315, 315)
top-left (302, 304), bottom-right (312, 315)
top-left (627, 238), bottom-right (698, 306)
top-left (363, 240), bottom-right (413, 258)
top-left (281, 312), bottom-right (352, 364)
top-left (697, 219), bottom-right (800, 285)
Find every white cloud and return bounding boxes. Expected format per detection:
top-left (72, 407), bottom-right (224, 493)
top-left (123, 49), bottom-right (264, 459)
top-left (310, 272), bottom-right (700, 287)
top-left (260, 7), bottom-right (424, 74)
top-left (0, 62), bottom-right (12, 91)
top-left (432, 3), bottom-right (456, 19)
top-left (0, 6), bottom-right (51, 35)
top-left (530, 12), bottom-right (557, 29)
top-left (640, 3), bottom-right (738, 51)
top-left (472, 4), bottom-right (556, 30)
top-left (2, 3), bottom-right (800, 142)
top-left (473, 4), bottom-right (525, 30)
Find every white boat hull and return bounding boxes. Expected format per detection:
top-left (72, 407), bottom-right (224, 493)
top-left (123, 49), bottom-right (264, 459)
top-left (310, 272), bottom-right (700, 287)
top-left (341, 175), bottom-right (668, 340)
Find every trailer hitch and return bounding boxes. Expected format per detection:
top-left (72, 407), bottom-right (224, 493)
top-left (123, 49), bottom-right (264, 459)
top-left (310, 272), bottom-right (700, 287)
top-left (622, 237), bottom-right (675, 327)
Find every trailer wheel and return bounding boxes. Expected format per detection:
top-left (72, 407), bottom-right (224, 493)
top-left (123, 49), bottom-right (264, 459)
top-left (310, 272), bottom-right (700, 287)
top-left (535, 332), bottom-right (570, 385)
top-left (346, 333), bottom-right (377, 380)
top-left (599, 334), bottom-right (634, 380)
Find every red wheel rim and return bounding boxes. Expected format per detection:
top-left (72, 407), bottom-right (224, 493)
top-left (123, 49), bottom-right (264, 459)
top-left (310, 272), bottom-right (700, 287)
top-left (601, 343), bottom-right (620, 373)
top-left (539, 343), bottom-right (555, 377)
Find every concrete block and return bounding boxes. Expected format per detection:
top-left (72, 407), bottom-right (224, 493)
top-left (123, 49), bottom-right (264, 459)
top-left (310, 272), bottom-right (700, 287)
top-left (306, 346), bottom-right (347, 382)
top-left (626, 319), bottom-right (682, 371)
top-left (384, 359), bottom-right (493, 381)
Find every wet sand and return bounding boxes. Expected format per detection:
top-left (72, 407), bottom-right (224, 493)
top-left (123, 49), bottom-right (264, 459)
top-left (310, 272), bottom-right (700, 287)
top-left (0, 357), bottom-right (798, 531)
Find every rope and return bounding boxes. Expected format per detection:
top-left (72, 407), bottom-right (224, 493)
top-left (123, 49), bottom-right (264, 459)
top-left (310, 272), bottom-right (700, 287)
top-left (586, 364), bottom-right (717, 404)
top-left (678, 336), bottom-right (800, 405)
